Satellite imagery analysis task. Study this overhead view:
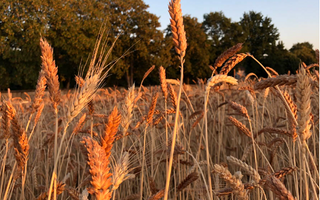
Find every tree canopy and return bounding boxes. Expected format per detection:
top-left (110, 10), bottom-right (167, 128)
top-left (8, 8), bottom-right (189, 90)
top-left (0, 1), bottom-right (317, 90)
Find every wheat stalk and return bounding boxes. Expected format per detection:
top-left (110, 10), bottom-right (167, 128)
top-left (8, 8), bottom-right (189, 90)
top-left (203, 75), bottom-right (238, 199)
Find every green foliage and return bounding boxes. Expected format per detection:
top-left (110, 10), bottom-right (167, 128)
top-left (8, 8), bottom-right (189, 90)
top-left (106, 0), bottom-right (169, 87)
top-left (0, 1), bottom-right (317, 90)
top-left (290, 42), bottom-right (317, 65)
top-left (239, 11), bottom-right (281, 76)
top-left (202, 12), bottom-right (245, 65)
top-left (262, 41), bottom-right (300, 74)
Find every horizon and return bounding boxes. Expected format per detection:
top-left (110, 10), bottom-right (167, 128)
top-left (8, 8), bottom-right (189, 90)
top-left (144, 0), bottom-right (319, 50)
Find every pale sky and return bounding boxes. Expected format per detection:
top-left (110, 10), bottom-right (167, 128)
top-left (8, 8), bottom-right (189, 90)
top-left (144, 0), bottom-right (319, 50)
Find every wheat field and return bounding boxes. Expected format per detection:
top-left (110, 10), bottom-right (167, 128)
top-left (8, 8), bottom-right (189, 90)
top-left (0, 0), bottom-right (319, 200)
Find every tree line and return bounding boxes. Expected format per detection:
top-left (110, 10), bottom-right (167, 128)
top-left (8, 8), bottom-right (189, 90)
top-left (0, 0), bottom-right (317, 90)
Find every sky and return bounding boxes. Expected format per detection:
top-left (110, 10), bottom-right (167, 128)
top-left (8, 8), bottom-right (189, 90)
top-left (144, 0), bottom-right (319, 50)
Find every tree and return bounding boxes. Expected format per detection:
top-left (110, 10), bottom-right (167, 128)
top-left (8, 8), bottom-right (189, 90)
top-left (0, 0), bottom-right (110, 89)
top-left (202, 12), bottom-right (245, 65)
top-left (0, 0), bottom-right (47, 89)
top-left (240, 11), bottom-right (280, 75)
top-left (0, 0), bottom-right (168, 89)
top-left (45, 0), bottom-right (110, 88)
top-left (290, 42), bottom-right (317, 65)
top-left (263, 41), bottom-right (300, 74)
top-left (105, 0), bottom-right (169, 87)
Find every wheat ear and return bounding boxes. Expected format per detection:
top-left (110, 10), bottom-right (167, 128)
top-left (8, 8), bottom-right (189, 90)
top-left (228, 101), bottom-right (250, 120)
top-left (206, 75), bottom-right (238, 92)
top-left (168, 84), bottom-right (177, 108)
top-left (31, 70), bottom-right (47, 114)
top-left (227, 156), bottom-right (260, 184)
top-left (228, 116), bottom-right (252, 138)
top-left (219, 53), bottom-right (249, 75)
top-left (146, 93), bottom-right (159, 125)
top-left (147, 189), bottom-right (164, 200)
top-left (281, 91), bottom-right (298, 141)
top-left (81, 136), bottom-right (113, 200)
top-left (254, 75), bottom-right (297, 90)
top-left (122, 84), bottom-right (135, 136)
top-left (67, 74), bottom-right (100, 123)
top-left (264, 175), bottom-right (295, 200)
top-left (1, 101), bottom-right (11, 139)
top-left (213, 43), bottom-right (243, 73)
top-left (72, 113), bottom-right (87, 135)
top-left (40, 38), bottom-right (60, 109)
top-left (165, 1), bottom-right (188, 199)
top-left (213, 164), bottom-right (248, 200)
top-left (168, 0), bottom-right (187, 59)
top-left (159, 66), bottom-right (168, 99)
top-left (101, 106), bottom-right (121, 157)
top-left (5, 101), bottom-right (29, 172)
top-left (176, 171), bottom-right (199, 192)
top-left (296, 67), bottom-right (312, 142)
top-left (112, 152), bottom-right (130, 191)
top-left (36, 182), bottom-right (65, 200)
